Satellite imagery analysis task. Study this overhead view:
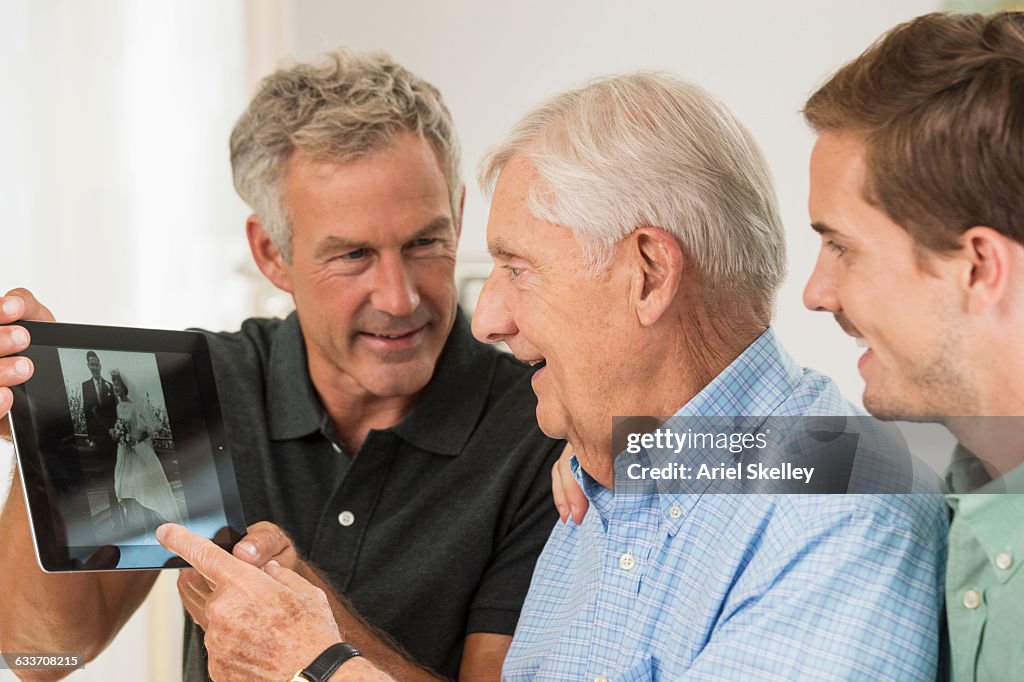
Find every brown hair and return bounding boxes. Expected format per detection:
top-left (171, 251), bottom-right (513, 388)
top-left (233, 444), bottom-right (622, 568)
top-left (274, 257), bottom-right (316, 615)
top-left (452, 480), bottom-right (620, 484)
top-left (804, 11), bottom-right (1024, 251)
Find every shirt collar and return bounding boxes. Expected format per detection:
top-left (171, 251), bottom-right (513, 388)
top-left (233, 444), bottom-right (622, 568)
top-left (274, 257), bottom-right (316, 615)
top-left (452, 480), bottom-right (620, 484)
top-left (570, 453), bottom-right (694, 536)
top-left (267, 312), bottom-right (323, 441)
top-left (946, 446), bottom-right (1024, 580)
top-left (569, 453), bottom-right (615, 523)
top-left (390, 309), bottom-right (494, 456)
top-left (946, 443), bottom-right (1024, 494)
top-left (266, 308), bottom-right (494, 456)
top-left (947, 492), bottom-right (1024, 581)
top-left (574, 327), bottom-right (799, 533)
top-left (657, 327), bottom-right (801, 534)
top-left (675, 327), bottom-right (801, 418)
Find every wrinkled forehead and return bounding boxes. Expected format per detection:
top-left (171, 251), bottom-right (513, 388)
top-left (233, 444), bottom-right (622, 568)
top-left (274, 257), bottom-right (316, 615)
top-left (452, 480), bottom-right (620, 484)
top-left (487, 168), bottom-right (535, 251)
top-left (486, 159), bottom-right (601, 279)
top-left (486, 158), bottom-right (558, 256)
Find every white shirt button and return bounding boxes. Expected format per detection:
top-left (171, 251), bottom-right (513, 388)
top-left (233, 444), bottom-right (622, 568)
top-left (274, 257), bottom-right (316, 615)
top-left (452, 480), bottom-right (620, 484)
top-left (619, 552), bottom-right (636, 571)
top-left (337, 511), bottom-right (355, 527)
top-left (996, 552), bottom-right (1013, 570)
top-left (331, 441), bottom-right (343, 454)
top-left (668, 504), bottom-right (682, 519)
top-left (595, 675), bottom-right (608, 682)
top-left (962, 589), bottom-right (981, 610)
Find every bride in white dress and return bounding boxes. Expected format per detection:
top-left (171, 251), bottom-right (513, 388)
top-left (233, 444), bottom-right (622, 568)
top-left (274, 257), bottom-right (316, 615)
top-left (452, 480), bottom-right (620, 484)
top-left (110, 369), bottom-right (186, 531)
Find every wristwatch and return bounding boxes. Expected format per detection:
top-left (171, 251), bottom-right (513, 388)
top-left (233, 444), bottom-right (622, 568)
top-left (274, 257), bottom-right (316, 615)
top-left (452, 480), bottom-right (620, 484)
top-left (290, 643), bottom-right (362, 682)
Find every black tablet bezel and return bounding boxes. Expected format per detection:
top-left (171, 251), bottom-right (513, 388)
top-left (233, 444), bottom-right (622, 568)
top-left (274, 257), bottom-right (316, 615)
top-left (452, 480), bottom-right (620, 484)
top-left (7, 320), bottom-right (246, 571)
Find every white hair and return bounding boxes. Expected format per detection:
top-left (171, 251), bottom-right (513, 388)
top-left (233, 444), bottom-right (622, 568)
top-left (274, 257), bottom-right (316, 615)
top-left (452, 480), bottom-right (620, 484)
top-left (479, 72), bottom-right (785, 316)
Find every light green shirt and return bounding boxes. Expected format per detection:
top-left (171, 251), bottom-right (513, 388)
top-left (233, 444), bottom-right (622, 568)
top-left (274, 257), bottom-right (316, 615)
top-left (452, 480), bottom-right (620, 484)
top-left (945, 447), bottom-right (1024, 681)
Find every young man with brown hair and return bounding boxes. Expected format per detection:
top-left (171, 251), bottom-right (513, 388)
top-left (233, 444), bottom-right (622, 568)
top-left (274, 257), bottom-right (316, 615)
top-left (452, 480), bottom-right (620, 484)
top-left (802, 11), bottom-right (1024, 681)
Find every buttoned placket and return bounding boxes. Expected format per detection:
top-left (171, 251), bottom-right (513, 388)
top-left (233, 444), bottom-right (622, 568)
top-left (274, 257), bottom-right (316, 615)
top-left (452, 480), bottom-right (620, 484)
top-left (309, 430), bottom-right (402, 592)
top-left (587, 496), bottom-right (660, 680)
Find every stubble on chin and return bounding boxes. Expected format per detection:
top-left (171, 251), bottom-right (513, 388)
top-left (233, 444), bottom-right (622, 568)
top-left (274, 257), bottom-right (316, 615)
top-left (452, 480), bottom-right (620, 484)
top-left (863, 362), bottom-right (971, 422)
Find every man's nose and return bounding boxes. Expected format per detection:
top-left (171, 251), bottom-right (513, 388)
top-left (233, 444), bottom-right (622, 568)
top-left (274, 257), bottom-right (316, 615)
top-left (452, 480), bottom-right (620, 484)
top-left (803, 257), bottom-right (840, 313)
top-left (371, 254), bottom-right (420, 317)
top-left (471, 271), bottom-right (517, 344)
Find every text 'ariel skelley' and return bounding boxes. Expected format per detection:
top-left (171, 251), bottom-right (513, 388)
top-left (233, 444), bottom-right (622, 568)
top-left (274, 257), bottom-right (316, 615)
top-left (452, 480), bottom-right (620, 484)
top-left (625, 461), bottom-right (815, 483)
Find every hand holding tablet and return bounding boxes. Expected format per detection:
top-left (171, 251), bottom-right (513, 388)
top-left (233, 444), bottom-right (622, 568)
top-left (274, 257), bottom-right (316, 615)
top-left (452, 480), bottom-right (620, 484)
top-left (0, 289), bottom-right (53, 438)
top-left (2, 308), bottom-right (247, 571)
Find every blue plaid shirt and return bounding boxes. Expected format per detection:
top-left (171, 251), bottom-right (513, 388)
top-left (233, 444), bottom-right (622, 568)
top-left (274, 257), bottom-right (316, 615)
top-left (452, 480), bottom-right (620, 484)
top-left (504, 328), bottom-right (948, 681)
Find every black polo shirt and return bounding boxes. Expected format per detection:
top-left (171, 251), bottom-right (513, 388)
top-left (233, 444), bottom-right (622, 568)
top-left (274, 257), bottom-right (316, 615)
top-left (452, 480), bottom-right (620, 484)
top-left (182, 310), bottom-right (562, 680)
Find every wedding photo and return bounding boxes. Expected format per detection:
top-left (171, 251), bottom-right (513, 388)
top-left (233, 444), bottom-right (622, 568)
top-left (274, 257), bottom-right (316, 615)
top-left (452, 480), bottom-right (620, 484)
top-left (56, 347), bottom-right (188, 546)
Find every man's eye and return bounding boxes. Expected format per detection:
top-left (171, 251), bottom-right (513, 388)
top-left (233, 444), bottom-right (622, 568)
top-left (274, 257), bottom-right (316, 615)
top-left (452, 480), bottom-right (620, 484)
top-left (411, 238), bottom-right (438, 248)
top-left (340, 248), bottom-right (368, 260)
top-left (825, 240), bottom-right (847, 257)
top-left (505, 265), bottom-right (522, 279)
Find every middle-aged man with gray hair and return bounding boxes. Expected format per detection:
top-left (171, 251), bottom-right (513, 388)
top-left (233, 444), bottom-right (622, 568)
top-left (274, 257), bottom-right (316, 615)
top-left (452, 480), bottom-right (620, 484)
top-left (0, 47), bottom-right (562, 681)
top-left (155, 72), bottom-right (948, 681)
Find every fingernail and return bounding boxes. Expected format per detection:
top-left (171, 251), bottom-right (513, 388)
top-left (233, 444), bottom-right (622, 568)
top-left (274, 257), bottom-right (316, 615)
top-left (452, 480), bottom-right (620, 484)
top-left (14, 359), bottom-right (29, 377)
top-left (266, 559), bottom-right (280, 568)
top-left (2, 299), bottom-right (18, 316)
top-left (10, 329), bottom-right (27, 347)
top-left (156, 525), bottom-right (169, 542)
top-left (237, 541), bottom-right (257, 559)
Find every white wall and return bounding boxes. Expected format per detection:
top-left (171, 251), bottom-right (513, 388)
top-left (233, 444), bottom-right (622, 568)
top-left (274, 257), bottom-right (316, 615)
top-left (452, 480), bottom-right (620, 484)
top-left (1, 1), bottom-right (248, 680)
top-left (1, 1), bottom-right (252, 332)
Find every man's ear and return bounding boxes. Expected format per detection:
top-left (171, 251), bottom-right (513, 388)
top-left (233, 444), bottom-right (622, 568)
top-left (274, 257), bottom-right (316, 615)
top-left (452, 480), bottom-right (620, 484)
top-left (958, 226), bottom-right (1012, 315)
top-left (246, 215), bottom-right (294, 294)
top-left (629, 227), bottom-right (684, 327)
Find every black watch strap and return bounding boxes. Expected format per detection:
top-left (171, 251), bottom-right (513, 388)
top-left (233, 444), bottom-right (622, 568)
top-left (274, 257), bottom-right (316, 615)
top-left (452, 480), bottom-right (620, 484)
top-left (291, 642), bottom-right (362, 682)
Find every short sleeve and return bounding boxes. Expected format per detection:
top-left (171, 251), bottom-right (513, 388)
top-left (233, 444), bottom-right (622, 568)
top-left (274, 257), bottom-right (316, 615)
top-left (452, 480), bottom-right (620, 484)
top-left (464, 440), bottom-right (562, 636)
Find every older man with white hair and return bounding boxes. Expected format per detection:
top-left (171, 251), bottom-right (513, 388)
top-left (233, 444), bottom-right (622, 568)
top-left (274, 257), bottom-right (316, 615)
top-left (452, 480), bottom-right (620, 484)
top-left (471, 72), bottom-right (947, 681)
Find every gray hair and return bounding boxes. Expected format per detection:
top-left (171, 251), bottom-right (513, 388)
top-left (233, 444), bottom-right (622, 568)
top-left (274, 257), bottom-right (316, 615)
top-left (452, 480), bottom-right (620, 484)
top-left (231, 47), bottom-right (463, 261)
top-left (479, 72), bottom-right (785, 315)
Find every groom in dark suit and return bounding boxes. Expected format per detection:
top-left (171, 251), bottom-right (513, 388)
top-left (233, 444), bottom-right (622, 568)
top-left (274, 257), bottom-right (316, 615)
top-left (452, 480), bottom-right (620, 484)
top-left (81, 350), bottom-right (121, 530)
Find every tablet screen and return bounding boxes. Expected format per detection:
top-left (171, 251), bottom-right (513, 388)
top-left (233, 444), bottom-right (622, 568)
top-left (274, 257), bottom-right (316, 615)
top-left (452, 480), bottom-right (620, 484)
top-left (9, 322), bottom-right (246, 571)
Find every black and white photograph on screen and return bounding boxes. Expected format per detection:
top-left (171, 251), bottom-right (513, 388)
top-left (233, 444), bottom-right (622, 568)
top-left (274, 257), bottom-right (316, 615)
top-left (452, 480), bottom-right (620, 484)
top-left (58, 348), bottom-right (188, 545)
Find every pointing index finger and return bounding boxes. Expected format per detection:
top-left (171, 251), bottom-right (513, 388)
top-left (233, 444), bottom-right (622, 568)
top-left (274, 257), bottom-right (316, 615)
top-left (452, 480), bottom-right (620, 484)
top-left (157, 524), bottom-right (260, 586)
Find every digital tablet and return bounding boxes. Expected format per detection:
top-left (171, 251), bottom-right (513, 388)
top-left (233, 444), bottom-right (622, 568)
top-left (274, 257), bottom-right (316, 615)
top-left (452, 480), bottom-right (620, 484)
top-left (7, 320), bottom-right (247, 571)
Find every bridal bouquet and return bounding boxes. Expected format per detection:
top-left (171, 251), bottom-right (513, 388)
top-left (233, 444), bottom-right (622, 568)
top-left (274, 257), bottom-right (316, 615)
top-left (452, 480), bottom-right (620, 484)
top-left (111, 418), bottom-right (136, 450)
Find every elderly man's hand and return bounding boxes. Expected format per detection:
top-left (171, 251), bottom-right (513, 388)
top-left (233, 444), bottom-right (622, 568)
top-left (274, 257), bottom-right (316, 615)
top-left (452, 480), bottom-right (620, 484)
top-left (158, 523), bottom-right (343, 682)
top-left (0, 288), bottom-right (55, 441)
top-left (177, 566), bottom-right (215, 629)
